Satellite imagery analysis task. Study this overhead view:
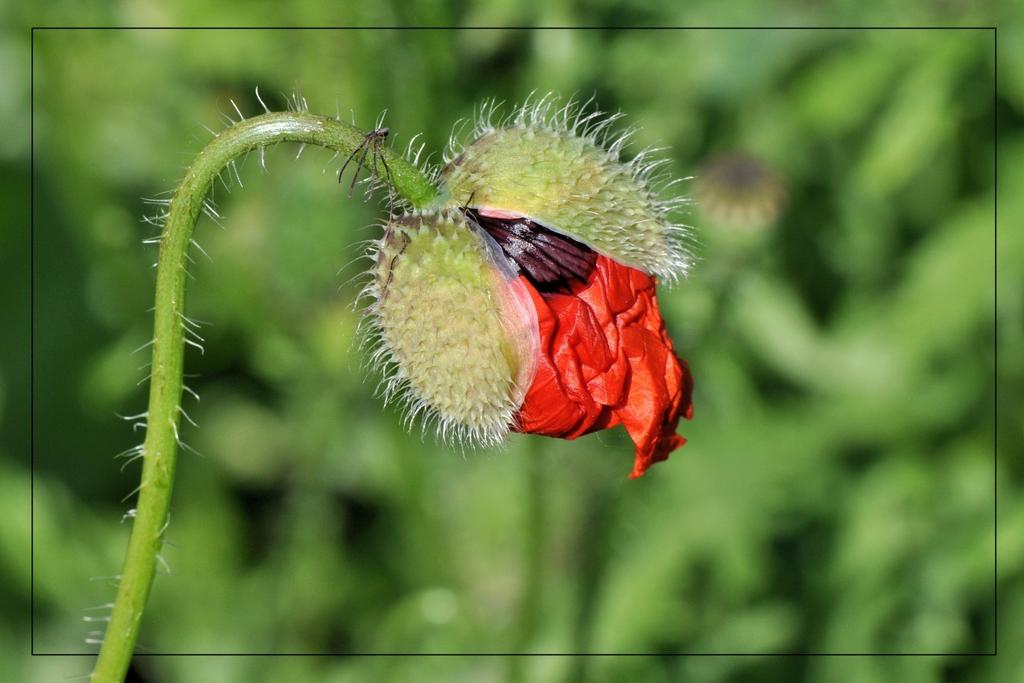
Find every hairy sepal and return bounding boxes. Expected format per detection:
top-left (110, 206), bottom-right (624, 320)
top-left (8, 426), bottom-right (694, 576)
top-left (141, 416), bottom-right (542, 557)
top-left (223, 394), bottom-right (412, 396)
top-left (439, 94), bottom-right (693, 285)
top-left (366, 210), bottom-right (537, 447)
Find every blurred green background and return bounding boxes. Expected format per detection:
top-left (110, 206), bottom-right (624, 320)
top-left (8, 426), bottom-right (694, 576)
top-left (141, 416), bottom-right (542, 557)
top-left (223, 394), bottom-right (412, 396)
top-left (5, 12), bottom-right (1021, 683)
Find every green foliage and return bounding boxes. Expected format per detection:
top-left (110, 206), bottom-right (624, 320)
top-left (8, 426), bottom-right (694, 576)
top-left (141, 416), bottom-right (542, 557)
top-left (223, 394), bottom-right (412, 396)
top-left (6, 13), bottom-right (1018, 683)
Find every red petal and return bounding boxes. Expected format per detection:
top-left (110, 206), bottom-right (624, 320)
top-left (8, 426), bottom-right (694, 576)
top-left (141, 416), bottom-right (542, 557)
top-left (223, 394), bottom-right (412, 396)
top-left (513, 255), bottom-right (694, 478)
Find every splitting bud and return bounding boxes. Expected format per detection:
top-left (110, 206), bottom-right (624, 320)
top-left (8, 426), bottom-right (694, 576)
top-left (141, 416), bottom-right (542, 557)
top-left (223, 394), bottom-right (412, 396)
top-left (370, 98), bottom-right (696, 477)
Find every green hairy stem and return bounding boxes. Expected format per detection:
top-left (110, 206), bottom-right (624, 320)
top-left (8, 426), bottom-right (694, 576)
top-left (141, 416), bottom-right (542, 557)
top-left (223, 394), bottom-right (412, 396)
top-left (91, 111), bottom-right (438, 683)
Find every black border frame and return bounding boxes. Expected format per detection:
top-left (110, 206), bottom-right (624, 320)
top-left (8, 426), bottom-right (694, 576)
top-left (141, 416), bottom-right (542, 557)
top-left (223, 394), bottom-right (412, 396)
top-left (29, 24), bottom-right (999, 659)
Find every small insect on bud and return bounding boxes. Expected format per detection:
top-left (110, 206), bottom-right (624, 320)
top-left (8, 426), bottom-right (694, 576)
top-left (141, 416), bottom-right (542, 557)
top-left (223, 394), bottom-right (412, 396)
top-left (368, 210), bottom-right (539, 446)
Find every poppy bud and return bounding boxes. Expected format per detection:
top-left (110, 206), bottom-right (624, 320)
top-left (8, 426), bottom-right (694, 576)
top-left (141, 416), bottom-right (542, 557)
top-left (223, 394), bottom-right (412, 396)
top-left (696, 152), bottom-right (787, 233)
top-left (369, 99), bottom-right (695, 478)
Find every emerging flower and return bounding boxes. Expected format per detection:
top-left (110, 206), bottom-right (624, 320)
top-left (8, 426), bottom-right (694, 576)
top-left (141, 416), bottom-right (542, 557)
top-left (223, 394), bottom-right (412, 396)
top-left (467, 209), bottom-right (694, 478)
top-left (368, 97), bottom-right (695, 478)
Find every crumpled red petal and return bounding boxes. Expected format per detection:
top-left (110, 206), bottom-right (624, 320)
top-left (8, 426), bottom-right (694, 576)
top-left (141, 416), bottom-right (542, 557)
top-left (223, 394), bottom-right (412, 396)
top-left (512, 255), bottom-right (694, 478)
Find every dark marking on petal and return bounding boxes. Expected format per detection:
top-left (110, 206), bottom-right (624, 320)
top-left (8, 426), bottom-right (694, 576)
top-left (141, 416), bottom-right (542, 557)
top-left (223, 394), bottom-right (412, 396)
top-left (465, 209), bottom-right (597, 293)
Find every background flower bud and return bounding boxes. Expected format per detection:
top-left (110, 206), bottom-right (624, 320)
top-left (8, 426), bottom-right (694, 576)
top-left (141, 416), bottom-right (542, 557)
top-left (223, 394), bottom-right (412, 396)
top-left (696, 152), bottom-right (787, 233)
top-left (368, 210), bottom-right (537, 446)
top-left (438, 97), bottom-right (692, 284)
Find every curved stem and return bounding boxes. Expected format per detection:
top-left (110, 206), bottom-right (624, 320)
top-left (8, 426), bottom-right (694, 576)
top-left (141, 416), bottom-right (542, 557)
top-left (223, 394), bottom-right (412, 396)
top-left (92, 111), bottom-right (438, 683)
